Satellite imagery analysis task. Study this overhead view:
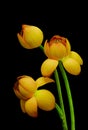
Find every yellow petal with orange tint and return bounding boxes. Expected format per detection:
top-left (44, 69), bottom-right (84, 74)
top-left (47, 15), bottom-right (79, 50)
top-left (50, 43), bottom-right (67, 60)
top-left (41, 59), bottom-right (58, 77)
top-left (13, 82), bottom-right (27, 100)
top-left (18, 84), bottom-right (34, 99)
top-left (44, 40), bottom-right (51, 58)
top-left (18, 76), bottom-right (37, 98)
top-left (63, 58), bottom-right (81, 75)
top-left (35, 89), bottom-right (55, 111)
top-left (65, 38), bottom-right (71, 55)
top-left (20, 99), bottom-right (26, 113)
top-left (17, 33), bottom-right (31, 49)
top-left (25, 97), bottom-right (38, 117)
top-left (69, 51), bottom-right (83, 65)
top-left (36, 77), bottom-right (55, 88)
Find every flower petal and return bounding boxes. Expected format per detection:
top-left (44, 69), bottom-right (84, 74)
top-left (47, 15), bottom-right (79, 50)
top-left (17, 33), bottom-right (31, 49)
top-left (36, 77), bottom-right (55, 88)
top-left (35, 89), bottom-right (55, 111)
top-left (20, 99), bottom-right (26, 113)
top-left (44, 40), bottom-right (51, 58)
top-left (25, 97), bottom-right (38, 117)
top-left (65, 38), bottom-right (71, 55)
top-left (63, 58), bottom-right (81, 75)
top-left (50, 43), bottom-right (67, 60)
top-left (69, 51), bottom-right (83, 65)
top-left (41, 59), bottom-right (58, 77)
top-left (13, 82), bottom-right (27, 100)
top-left (18, 75), bottom-right (37, 98)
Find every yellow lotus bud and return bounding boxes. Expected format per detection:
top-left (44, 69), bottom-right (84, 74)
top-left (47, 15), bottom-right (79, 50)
top-left (25, 97), bottom-right (38, 117)
top-left (35, 89), bottom-right (55, 111)
top-left (41, 59), bottom-right (58, 77)
top-left (17, 24), bottom-right (44, 49)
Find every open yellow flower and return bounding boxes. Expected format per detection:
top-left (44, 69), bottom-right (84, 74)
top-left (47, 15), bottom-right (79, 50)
top-left (41, 35), bottom-right (83, 76)
top-left (13, 75), bottom-right (55, 117)
top-left (17, 24), bottom-right (44, 49)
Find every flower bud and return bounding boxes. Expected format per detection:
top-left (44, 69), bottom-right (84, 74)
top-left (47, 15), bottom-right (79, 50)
top-left (17, 24), bottom-right (44, 49)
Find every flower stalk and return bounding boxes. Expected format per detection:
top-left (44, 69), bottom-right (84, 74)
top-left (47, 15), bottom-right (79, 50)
top-left (54, 69), bottom-right (68, 130)
top-left (59, 61), bottom-right (75, 130)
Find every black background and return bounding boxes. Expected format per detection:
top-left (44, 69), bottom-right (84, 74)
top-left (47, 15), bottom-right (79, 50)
top-left (0, 1), bottom-right (87, 130)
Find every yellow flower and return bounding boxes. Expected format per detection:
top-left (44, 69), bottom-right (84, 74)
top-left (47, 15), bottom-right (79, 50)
top-left (44, 35), bottom-right (71, 60)
top-left (17, 24), bottom-right (44, 49)
top-left (41, 35), bottom-right (83, 76)
top-left (13, 75), bottom-right (55, 117)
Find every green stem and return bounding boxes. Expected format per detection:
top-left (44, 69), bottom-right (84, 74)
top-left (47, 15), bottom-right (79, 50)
top-left (54, 70), bottom-right (64, 110)
top-left (54, 69), bottom-right (68, 130)
top-left (55, 103), bottom-right (63, 118)
top-left (39, 45), bottom-right (44, 52)
top-left (59, 61), bottom-right (75, 130)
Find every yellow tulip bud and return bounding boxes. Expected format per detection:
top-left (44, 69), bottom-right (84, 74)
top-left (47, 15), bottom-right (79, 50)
top-left (17, 24), bottom-right (44, 49)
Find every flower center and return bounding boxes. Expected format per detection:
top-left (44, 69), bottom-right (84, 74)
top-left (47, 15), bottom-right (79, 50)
top-left (50, 35), bottom-right (66, 46)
